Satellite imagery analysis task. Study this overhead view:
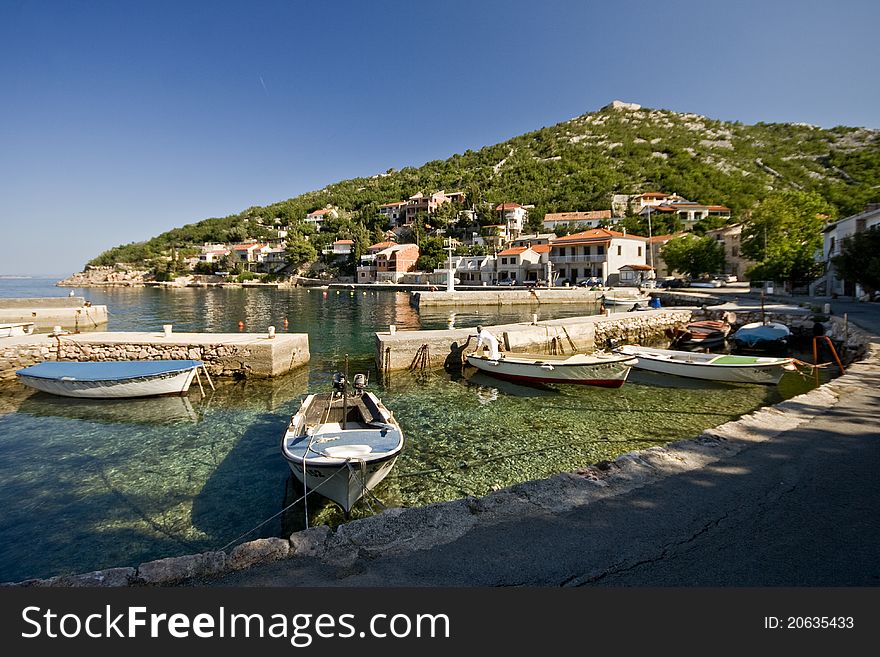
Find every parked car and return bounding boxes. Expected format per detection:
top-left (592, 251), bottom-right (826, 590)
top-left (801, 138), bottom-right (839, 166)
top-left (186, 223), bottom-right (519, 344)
top-left (713, 273), bottom-right (738, 283)
top-left (577, 277), bottom-right (604, 288)
top-left (690, 278), bottom-right (724, 288)
top-left (497, 278), bottom-right (517, 286)
top-left (658, 277), bottom-right (687, 289)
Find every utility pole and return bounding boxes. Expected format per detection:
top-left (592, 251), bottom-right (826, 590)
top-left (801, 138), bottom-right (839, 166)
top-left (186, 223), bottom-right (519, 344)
top-left (445, 238), bottom-right (455, 293)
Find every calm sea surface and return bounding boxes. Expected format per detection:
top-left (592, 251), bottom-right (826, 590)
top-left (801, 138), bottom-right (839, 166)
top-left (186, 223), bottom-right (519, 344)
top-left (0, 278), bottom-right (824, 582)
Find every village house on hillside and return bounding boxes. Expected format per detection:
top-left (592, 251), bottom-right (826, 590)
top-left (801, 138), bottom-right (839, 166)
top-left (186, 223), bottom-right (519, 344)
top-left (706, 223), bottom-right (753, 280)
top-left (356, 242), bottom-right (419, 283)
top-left (304, 206), bottom-right (339, 231)
top-left (543, 210), bottom-right (613, 231)
top-left (548, 228), bottom-right (648, 286)
top-left (495, 202), bottom-right (530, 238)
top-left (635, 192), bottom-right (731, 230)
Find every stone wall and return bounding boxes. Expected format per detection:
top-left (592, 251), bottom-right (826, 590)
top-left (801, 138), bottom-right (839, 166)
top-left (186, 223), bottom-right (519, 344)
top-left (1, 332), bottom-right (310, 382)
top-left (375, 309), bottom-right (694, 375)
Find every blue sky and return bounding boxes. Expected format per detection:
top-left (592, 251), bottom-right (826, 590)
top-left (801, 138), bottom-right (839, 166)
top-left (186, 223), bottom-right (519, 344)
top-left (1, 0), bottom-right (878, 276)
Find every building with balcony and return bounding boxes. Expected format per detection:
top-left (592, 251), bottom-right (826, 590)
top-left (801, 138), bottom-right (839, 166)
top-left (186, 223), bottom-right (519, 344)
top-left (548, 228), bottom-right (647, 285)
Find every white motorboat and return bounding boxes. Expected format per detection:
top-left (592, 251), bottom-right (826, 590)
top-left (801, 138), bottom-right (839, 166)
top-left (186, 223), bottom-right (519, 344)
top-left (601, 292), bottom-right (651, 307)
top-left (281, 373), bottom-right (405, 513)
top-left (616, 345), bottom-right (796, 385)
top-left (466, 351), bottom-right (636, 388)
top-left (0, 322), bottom-right (35, 338)
top-left (15, 360), bottom-right (205, 398)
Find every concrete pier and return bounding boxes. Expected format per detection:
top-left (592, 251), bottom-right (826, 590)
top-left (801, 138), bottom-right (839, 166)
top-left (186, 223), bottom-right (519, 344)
top-left (375, 309), bottom-right (694, 375)
top-left (0, 331), bottom-right (309, 381)
top-left (0, 296), bottom-right (108, 330)
top-left (411, 288), bottom-right (602, 307)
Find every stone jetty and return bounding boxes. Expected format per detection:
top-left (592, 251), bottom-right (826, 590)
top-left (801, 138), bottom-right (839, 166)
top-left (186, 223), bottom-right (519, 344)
top-left (0, 296), bottom-right (108, 330)
top-left (0, 331), bottom-right (309, 381)
top-left (375, 309), bottom-right (694, 375)
top-left (411, 287), bottom-right (602, 307)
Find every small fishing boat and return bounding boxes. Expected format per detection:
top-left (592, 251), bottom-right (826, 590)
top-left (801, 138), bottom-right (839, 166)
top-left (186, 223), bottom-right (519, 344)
top-left (616, 345), bottom-right (796, 385)
top-left (15, 360), bottom-right (206, 398)
top-left (666, 320), bottom-right (731, 350)
top-left (0, 322), bottom-right (35, 338)
top-left (601, 291), bottom-right (651, 307)
top-left (465, 351), bottom-right (636, 388)
top-left (730, 321), bottom-right (791, 354)
top-left (281, 372), bottom-right (405, 513)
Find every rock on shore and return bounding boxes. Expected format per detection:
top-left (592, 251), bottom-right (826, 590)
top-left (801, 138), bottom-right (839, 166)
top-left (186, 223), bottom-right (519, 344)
top-left (57, 265), bottom-right (150, 287)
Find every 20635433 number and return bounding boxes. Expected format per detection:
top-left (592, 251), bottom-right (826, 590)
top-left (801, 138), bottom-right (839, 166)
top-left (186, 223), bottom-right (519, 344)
top-left (765, 616), bottom-right (855, 629)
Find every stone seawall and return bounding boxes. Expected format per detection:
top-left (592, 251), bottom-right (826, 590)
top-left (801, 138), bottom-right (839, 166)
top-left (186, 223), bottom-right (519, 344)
top-left (375, 309), bottom-right (694, 374)
top-left (0, 331), bottom-right (310, 382)
top-left (411, 288), bottom-right (603, 307)
top-left (0, 297), bottom-right (108, 330)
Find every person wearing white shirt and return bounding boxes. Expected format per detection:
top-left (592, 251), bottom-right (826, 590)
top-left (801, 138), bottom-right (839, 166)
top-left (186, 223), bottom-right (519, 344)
top-left (473, 324), bottom-right (501, 360)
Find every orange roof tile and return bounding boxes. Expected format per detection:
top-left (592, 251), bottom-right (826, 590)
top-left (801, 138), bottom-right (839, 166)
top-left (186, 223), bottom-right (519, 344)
top-left (497, 247), bottom-right (527, 256)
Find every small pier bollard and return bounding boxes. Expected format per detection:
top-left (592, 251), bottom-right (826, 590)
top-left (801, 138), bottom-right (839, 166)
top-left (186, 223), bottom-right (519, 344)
top-left (268, 326), bottom-right (276, 339)
top-left (163, 324), bottom-right (173, 337)
top-left (823, 303), bottom-right (831, 314)
top-left (389, 325), bottom-right (396, 335)
top-left (532, 313), bottom-right (538, 325)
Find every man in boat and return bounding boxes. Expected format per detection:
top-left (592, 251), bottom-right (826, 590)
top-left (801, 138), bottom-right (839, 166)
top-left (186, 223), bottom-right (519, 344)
top-left (472, 325), bottom-right (501, 359)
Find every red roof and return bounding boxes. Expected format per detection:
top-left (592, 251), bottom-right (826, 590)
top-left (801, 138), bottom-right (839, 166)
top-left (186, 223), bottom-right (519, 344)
top-left (380, 201), bottom-right (407, 208)
top-left (635, 192), bottom-right (668, 198)
top-left (368, 241), bottom-right (397, 251)
top-left (648, 233), bottom-right (684, 243)
top-left (495, 203), bottom-right (523, 211)
top-left (334, 239), bottom-right (354, 245)
top-left (307, 208), bottom-right (334, 216)
top-left (232, 243), bottom-right (266, 250)
top-left (497, 247), bottom-right (527, 256)
top-left (621, 264), bottom-right (654, 271)
top-left (708, 205), bottom-right (731, 212)
top-left (531, 244), bottom-right (552, 253)
top-left (552, 228), bottom-right (647, 244)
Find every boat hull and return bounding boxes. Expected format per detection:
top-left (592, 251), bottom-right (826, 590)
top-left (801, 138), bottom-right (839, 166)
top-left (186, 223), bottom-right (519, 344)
top-left (285, 452), bottom-right (401, 513)
top-left (619, 346), bottom-right (793, 384)
top-left (466, 353), bottom-right (634, 388)
top-left (15, 360), bottom-right (203, 398)
top-left (0, 322), bottom-right (35, 338)
top-left (731, 322), bottom-right (791, 354)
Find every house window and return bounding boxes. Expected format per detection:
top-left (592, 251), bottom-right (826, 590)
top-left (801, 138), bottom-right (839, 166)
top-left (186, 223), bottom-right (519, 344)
top-left (617, 245), bottom-right (621, 256)
top-left (829, 237), bottom-right (836, 254)
top-left (571, 268), bottom-right (578, 279)
top-left (597, 246), bottom-right (604, 255)
top-left (559, 247), bottom-right (566, 257)
top-left (638, 246), bottom-right (642, 257)
top-left (501, 258), bottom-right (507, 265)
top-left (731, 247), bottom-right (739, 257)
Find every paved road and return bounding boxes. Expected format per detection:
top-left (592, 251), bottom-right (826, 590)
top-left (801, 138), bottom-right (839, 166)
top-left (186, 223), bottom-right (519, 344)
top-left (202, 302), bottom-right (880, 587)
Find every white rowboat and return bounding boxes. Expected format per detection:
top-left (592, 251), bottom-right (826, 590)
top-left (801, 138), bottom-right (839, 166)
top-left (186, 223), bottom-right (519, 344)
top-left (616, 345), bottom-right (796, 385)
top-left (15, 360), bottom-right (204, 398)
top-left (466, 351), bottom-right (636, 388)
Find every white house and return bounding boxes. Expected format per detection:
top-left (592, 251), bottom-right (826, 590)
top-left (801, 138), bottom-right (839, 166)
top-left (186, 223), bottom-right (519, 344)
top-left (547, 228), bottom-right (647, 285)
top-left (304, 207), bottom-right (338, 230)
top-left (495, 203), bottom-right (529, 237)
top-left (322, 239), bottom-right (354, 257)
top-left (814, 204), bottom-right (880, 298)
top-left (495, 245), bottom-right (551, 284)
top-left (543, 210), bottom-right (612, 231)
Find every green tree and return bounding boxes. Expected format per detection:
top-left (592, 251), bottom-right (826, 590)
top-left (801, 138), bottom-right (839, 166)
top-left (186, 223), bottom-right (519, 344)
top-left (285, 236), bottom-right (317, 267)
top-left (831, 227), bottom-right (880, 296)
top-left (741, 191), bottom-right (832, 289)
top-left (416, 236), bottom-right (445, 271)
top-left (660, 234), bottom-right (725, 277)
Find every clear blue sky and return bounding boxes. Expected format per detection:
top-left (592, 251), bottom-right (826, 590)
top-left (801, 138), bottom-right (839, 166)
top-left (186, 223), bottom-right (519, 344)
top-left (1, 0), bottom-right (878, 276)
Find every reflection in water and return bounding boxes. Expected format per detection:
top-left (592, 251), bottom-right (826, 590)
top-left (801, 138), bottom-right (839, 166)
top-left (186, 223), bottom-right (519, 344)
top-left (0, 285), bottom-right (834, 582)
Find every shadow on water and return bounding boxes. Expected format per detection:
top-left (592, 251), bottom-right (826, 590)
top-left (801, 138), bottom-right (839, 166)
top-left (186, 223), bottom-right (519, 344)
top-left (190, 413), bottom-right (291, 548)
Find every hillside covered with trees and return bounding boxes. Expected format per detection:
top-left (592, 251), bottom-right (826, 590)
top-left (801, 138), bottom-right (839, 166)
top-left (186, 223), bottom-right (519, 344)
top-left (88, 101), bottom-right (880, 275)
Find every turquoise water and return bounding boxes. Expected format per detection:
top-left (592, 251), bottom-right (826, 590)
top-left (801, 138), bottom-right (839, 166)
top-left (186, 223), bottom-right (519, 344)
top-left (0, 279), bottom-right (824, 582)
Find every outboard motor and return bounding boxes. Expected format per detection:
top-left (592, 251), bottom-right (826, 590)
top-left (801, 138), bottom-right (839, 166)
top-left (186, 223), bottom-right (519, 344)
top-left (332, 372), bottom-right (346, 393)
top-left (353, 373), bottom-right (368, 393)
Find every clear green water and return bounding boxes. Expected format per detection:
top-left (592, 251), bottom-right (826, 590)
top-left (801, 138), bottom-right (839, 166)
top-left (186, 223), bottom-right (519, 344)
top-left (0, 281), bottom-right (825, 582)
